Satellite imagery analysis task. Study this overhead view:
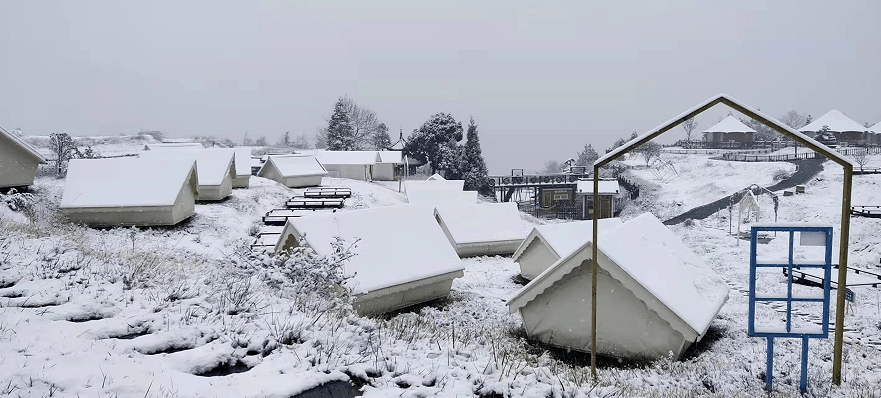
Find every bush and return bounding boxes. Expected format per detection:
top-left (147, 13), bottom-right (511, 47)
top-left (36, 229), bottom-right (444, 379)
top-left (772, 168), bottom-right (793, 182)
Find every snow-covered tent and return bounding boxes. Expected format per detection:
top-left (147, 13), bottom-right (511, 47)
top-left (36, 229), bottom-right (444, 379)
top-left (61, 158), bottom-right (199, 227)
top-left (433, 203), bottom-right (532, 257)
top-left (374, 151), bottom-right (403, 181)
top-left (801, 110), bottom-right (870, 145)
top-left (314, 151), bottom-right (381, 181)
top-left (406, 185), bottom-right (479, 207)
top-left (702, 115), bottom-right (756, 145)
top-left (513, 218), bottom-right (623, 280)
top-left (232, 149), bottom-right (251, 188)
top-left (508, 213), bottom-right (730, 359)
top-left (275, 205), bottom-right (465, 316)
top-left (139, 149), bottom-right (236, 201)
top-left (426, 173), bottom-right (446, 181)
top-left (403, 179), bottom-right (465, 193)
top-left (257, 155), bottom-right (327, 188)
top-left (0, 126), bottom-right (48, 188)
top-left (144, 142), bottom-right (203, 150)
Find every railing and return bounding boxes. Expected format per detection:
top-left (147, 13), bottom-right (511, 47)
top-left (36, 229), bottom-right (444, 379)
top-left (722, 152), bottom-right (821, 162)
top-left (488, 173), bottom-right (591, 187)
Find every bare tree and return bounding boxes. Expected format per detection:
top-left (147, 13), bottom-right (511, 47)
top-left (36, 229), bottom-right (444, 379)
top-left (48, 132), bottom-right (81, 176)
top-left (681, 117), bottom-right (698, 148)
top-left (339, 96), bottom-right (382, 149)
top-left (543, 159), bottom-right (561, 174)
top-left (635, 141), bottom-right (662, 167)
top-left (780, 110), bottom-right (808, 130)
top-left (313, 126), bottom-right (327, 149)
top-left (851, 148), bottom-right (872, 172)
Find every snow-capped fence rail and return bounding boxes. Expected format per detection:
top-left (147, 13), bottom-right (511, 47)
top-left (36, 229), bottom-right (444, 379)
top-left (722, 146), bottom-right (881, 162)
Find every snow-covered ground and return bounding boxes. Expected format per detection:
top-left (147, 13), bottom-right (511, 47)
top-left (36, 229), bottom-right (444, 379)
top-left (1, 140), bottom-right (880, 397)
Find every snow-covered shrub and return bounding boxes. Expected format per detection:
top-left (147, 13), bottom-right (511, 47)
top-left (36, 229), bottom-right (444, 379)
top-left (0, 188), bottom-right (35, 213)
top-left (772, 168), bottom-right (793, 182)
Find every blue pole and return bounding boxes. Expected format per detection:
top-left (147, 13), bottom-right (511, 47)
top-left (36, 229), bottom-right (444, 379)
top-left (766, 337), bottom-right (774, 392)
top-left (801, 337), bottom-right (809, 393)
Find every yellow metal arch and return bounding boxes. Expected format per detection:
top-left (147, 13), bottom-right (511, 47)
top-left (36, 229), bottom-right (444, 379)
top-left (589, 94), bottom-right (853, 385)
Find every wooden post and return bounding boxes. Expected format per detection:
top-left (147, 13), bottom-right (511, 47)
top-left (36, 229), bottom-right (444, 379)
top-left (832, 166), bottom-right (853, 384)
top-left (591, 169), bottom-right (599, 379)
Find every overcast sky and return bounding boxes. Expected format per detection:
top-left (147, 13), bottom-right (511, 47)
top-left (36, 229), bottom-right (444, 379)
top-left (2, 1), bottom-right (879, 174)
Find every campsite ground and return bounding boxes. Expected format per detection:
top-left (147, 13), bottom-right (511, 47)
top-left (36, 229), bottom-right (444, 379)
top-left (1, 139), bottom-right (880, 397)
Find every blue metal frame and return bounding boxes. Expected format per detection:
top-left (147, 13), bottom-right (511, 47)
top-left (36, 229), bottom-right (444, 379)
top-left (748, 225), bottom-right (833, 393)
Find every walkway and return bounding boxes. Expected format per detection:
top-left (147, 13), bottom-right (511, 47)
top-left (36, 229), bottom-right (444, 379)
top-left (663, 157), bottom-right (825, 225)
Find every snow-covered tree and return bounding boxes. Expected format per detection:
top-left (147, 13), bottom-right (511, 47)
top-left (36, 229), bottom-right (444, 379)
top-left (48, 132), bottom-right (81, 176)
top-left (635, 141), bottom-right (662, 167)
top-left (437, 141), bottom-right (466, 180)
top-left (462, 117), bottom-right (491, 196)
top-left (326, 98), bottom-right (356, 151)
top-left (403, 113), bottom-right (463, 173)
top-left (780, 110), bottom-right (808, 130)
top-left (576, 144), bottom-right (599, 167)
top-left (851, 147), bottom-right (872, 172)
top-left (371, 123), bottom-right (392, 150)
top-left (292, 133), bottom-right (311, 149)
top-left (255, 136), bottom-right (269, 147)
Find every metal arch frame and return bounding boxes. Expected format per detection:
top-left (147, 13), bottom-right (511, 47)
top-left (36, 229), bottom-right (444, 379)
top-left (589, 94), bottom-right (854, 385)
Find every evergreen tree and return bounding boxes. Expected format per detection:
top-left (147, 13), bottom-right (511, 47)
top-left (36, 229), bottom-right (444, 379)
top-left (371, 123), bottom-right (392, 150)
top-left (326, 98), bottom-right (356, 151)
top-left (575, 144), bottom-right (599, 167)
top-left (462, 117), bottom-right (491, 196)
top-left (403, 113), bottom-right (463, 173)
top-left (437, 141), bottom-right (466, 180)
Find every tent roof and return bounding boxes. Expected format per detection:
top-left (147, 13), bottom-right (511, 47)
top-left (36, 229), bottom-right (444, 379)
top-left (576, 180), bottom-right (620, 195)
top-left (434, 203), bottom-right (532, 245)
top-left (406, 186), bottom-right (478, 207)
top-left (702, 115), bottom-right (756, 134)
top-left (870, 121), bottom-right (881, 133)
top-left (145, 143), bottom-right (204, 149)
top-left (0, 126), bottom-right (48, 163)
top-left (315, 150), bottom-right (381, 165)
top-left (426, 173), bottom-right (446, 181)
top-left (404, 179), bottom-right (464, 193)
top-left (512, 218), bottom-right (623, 262)
top-left (278, 204), bottom-right (464, 295)
top-left (260, 155), bottom-right (328, 178)
top-left (378, 151), bottom-right (403, 163)
top-left (61, 158), bottom-right (196, 208)
top-left (509, 213), bottom-right (729, 337)
top-left (139, 148), bottom-right (234, 186)
top-left (801, 110), bottom-right (868, 133)
top-left (233, 149), bottom-right (251, 176)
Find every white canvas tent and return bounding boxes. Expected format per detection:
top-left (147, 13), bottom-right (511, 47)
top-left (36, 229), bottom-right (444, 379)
top-left (315, 151), bottom-right (381, 181)
top-left (144, 142), bottom-right (203, 150)
top-left (508, 213), bottom-right (730, 359)
top-left (139, 149), bottom-right (236, 201)
top-left (433, 202), bottom-right (532, 257)
top-left (61, 158), bottom-right (199, 227)
top-left (257, 155), bottom-right (327, 188)
top-left (275, 205), bottom-right (465, 316)
top-left (406, 186), bottom-right (478, 207)
top-left (426, 173), bottom-right (446, 181)
top-left (233, 149), bottom-right (251, 188)
top-left (0, 127), bottom-right (48, 188)
top-left (403, 179), bottom-right (465, 193)
top-left (512, 218), bottom-right (623, 280)
top-left (375, 151), bottom-right (403, 181)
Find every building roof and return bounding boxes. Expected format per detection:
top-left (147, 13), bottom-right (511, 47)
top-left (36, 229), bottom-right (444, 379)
top-left (315, 150), bottom-right (381, 165)
top-left (277, 204), bottom-right (464, 295)
top-left (426, 173), bottom-right (446, 181)
top-left (512, 218), bottom-right (624, 262)
top-left (801, 110), bottom-right (868, 133)
top-left (702, 115), bottom-right (756, 134)
top-left (139, 148), bottom-right (235, 186)
top-left (259, 155), bottom-right (328, 178)
top-left (61, 158), bottom-right (197, 208)
top-left (378, 151), bottom-right (403, 164)
top-left (389, 130), bottom-right (406, 151)
top-left (576, 179), bottom-right (621, 195)
top-left (434, 203), bottom-right (532, 245)
top-left (508, 213), bottom-right (729, 338)
top-left (0, 126), bottom-right (48, 164)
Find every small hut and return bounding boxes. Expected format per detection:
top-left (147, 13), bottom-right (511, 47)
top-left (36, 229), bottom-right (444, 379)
top-left (139, 148), bottom-right (236, 201)
top-left (801, 110), bottom-right (870, 146)
top-left (576, 179), bottom-right (623, 219)
top-left (508, 213), bottom-right (730, 359)
top-left (702, 115), bottom-right (756, 148)
top-left (433, 203), bottom-right (532, 257)
top-left (257, 155), bottom-right (327, 188)
top-left (315, 151), bottom-right (381, 181)
top-left (0, 127), bottom-right (48, 189)
top-left (275, 205), bottom-right (465, 316)
top-left (513, 218), bottom-right (623, 280)
top-left (61, 158), bottom-right (198, 227)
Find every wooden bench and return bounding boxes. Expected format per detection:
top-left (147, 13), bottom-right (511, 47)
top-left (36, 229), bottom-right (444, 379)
top-left (262, 208), bottom-right (337, 225)
top-left (250, 232), bottom-right (282, 250)
top-left (303, 187), bottom-right (352, 199)
top-left (285, 197), bottom-right (345, 209)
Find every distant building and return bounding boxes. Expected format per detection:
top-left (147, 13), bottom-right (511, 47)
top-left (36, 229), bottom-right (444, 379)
top-left (801, 110), bottom-right (870, 146)
top-left (702, 116), bottom-right (755, 148)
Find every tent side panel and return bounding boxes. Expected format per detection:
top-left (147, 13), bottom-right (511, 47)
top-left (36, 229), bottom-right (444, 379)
top-left (517, 238), bottom-right (560, 280)
top-left (519, 261), bottom-right (688, 359)
top-left (454, 240), bottom-right (523, 257)
top-left (171, 178), bottom-right (197, 224)
top-left (324, 164), bottom-right (369, 181)
top-left (373, 163), bottom-right (395, 181)
top-left (283, 175), bottom-right (323, 188)
top-left (354, 277), bottom-right (457, 316)
top-left (0, 135), bottom-right (41, 188)
top-left (197, 177), bottom-right (232, 201)
top-left (63, 206), bottom-right (178, 227)
top-left (232, 175), bottom-right (250, 188)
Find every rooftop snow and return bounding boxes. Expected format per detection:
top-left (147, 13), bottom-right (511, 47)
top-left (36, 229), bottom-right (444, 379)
top-left (404, 179), bottom-right (465, 193)
top-left (600, 213), bottom-right (730, 334)
top-left (434, 203), bottom-right (531, 244)
top-left (234, 148), bottom-right (251, 176)
top-left (139, 148), bottom-right (235, 186)
top-left (0, 126), bottom-right (48, 163)
top-left (61, 158), bottom-right (196, 208)
top-left (576, 180), bottom-right (620, 195)
top-left (262, 155), bottom-right (328, 177)
top-left (282, 204), bottom-right (464, 295)
top-left (315, 150), bottom-right (381, 165)
top-left (702, 115), bottom-right (756, 134)
top-left (406, 186), bottom-right (478, 207)
top-left (801, 110), bottom-right (868, 133)
top-left (869, 121), bottom-right (881, 133)
top-left (145, 143), bottom-right (203, 149)
top-left (522, 218), bottom-right (624, 260)
top-left (427, 173), bottom-right (446, 181)
top-left (378, 151), bottom-right (403, 163)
